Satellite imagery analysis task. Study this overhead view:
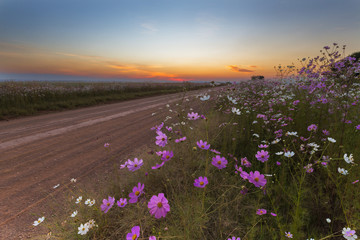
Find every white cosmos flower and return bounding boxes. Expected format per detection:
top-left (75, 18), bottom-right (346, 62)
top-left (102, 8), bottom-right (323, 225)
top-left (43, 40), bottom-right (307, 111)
top-left (88, 199), bottom-right (95, 207)
top-left (71, 210), bottom-right (78, 217)
top-left (275, 152), bottom-right (284, 155)
top-left (87, 219), bottom-right (96, 229)
top-left (53, 184), bottom-right (60, 189)
top-left (342, 227), bottom-right (357, 240)
top-left (70, 178), bottom-right (77, 183)
top-left (338, 167), bottom-right (348, 175)
top-left (344, 153), bottom-right (354, 164)
top-left (33, 216), bottom-right (45, 226)
top-left (253, 133), bottom-right (260, 138)
top-left (85, 199), bottom-right (91, 205)
top-left (284, 151), bottom-right (295, 158)
top-left (272, 138), bottom-right (281, 144)
top-left (327, 137), bottom-right (336, 143)
top-left (231, 107), bottom-right (241, 115)
top-left (252, 120), bottom-right (258, 124)
top-left (78, 223), bottom-right (89, 235)
top-left (326, 218), bottom-right (331, 223)
top-left (200, 95), bottom-right (210, 101)
top-left (286, 131), bottom-right (298, 137)
top-left (75, 196), bottom-right (82, 204)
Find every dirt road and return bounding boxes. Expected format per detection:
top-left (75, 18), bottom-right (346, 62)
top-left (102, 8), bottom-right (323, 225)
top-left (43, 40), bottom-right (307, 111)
top-left (0, 89), bottom-right (209, 239)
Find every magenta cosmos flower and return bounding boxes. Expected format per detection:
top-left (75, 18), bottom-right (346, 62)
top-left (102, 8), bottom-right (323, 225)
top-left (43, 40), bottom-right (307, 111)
top-left (175, 136), bottom-right (186, 143)
top-left (161, 150), bottom-right (174, 162)
top-left (149, 236), bottom-right (157, 240)
top-left (211, 155), bottom-right (228, 169)
top-left (117, 198), bottom-right (127, 207)
top-left (197, 140), bottom-right (210, 150)
top-left (228, 237), bottom-right (241, 240)
top-left (100, 196), bottom-right (115, 213)
top-left (256, 209), bottom-right (267, 215)
top-left (148, 193), bottom-right (170, 219)
top-left (248, 171), bottom-right (267, 187)
top-left (187, 112), bottom-right (200, 120)
top-left (127, 158), bottom-right (143, 172)
top-left (194, 176), bottom-right (208, 188)
top-left (155, 131), bottom-right (168, 147)
top-left (129, 182), bottom-right (144, 203)
top-left (255, 150), bottom-right (269, 162)
top-left (307, 124), bottom-right (318, 131)
top-left (126, 226), bottom-right (140, 240)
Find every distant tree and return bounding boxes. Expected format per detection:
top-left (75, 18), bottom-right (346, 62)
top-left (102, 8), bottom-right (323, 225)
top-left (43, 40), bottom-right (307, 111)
top-left (350, 51), bottom-right (360, 62)
top-left (251, 75), bottom-right (265, 81)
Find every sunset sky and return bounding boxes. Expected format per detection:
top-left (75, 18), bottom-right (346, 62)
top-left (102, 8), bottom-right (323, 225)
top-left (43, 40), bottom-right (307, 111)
top-left (1, 0), bottom-right (360, 82)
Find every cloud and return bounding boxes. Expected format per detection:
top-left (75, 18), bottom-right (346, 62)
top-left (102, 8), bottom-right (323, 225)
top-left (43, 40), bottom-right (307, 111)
top-left (227, 65), bottom-right (254, 73)
top-left (141, 23), bottom-right (158, 33)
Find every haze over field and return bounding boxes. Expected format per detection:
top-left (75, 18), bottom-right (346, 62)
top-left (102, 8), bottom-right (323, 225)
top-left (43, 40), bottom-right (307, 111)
top-left (1, 0), bottom-right (360, 82)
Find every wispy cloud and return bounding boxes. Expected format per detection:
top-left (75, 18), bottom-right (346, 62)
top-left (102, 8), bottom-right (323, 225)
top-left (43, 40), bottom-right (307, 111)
top-left (227, 65), bottom-right (254, 73)
top-left (141, 23), bottom-right (158, 33)
top-left (196, 13), bottom-right (221, 37)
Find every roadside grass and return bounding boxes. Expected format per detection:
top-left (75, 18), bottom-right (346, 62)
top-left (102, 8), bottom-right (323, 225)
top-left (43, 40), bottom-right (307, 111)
top-left (36, 46), bottom-right (360, 239)
top-left (0, 81), bottom-right (210, 120)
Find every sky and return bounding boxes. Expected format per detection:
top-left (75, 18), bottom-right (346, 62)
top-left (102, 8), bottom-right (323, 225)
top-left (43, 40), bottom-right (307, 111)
top-left (0, 0), bottom-right (360, 82)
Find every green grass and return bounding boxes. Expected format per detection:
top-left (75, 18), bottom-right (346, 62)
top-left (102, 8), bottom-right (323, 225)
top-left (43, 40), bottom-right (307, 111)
top-left (0, 81), bottom-right (211, 120)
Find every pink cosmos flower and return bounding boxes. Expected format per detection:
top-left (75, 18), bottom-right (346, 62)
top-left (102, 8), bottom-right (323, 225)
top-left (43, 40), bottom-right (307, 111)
top-left (126, 226), bottom-right (140, 240)
top-left (258, 144), bottom-right (268, 148)
top-left (117, 198), bottom-right (127, 208)
top-left (356, 125), bottom-right (360, 130)
top-left (104, 143), bottom-right (110, 147)
top-left (149, 236), bottom-right (157, 240)
top-left (120, 160), bottom-right (129, 169)
top-left (307, 124), bottom-right (318, 131)
top-left (285, 232), bottom-right (293, 238)
top-left (197, 140), bottom-right (210, 150)
top-left (129, 183), bottom-right (145, 203)
top-left (255, 150), bottom-right (270, 162)
top-left (161, 151), bottom-right (174, 162)
top-left (211, 155), bottom-right (228, 169)
top-left (210, 149), bottom-right (221, 154)
top-left (165, 126), bottom-right (172, 132)
top-left (241, 157), bottom-right (251, 168)
top-left (100, 196), bottom-right (115, 213)
top-left (148, 193), bottom-right (170, 219)
top-left (248, 171), bottom-right (267, 187)
top-left (175, 136), bottom-right (187, 143)
top-left (127, 158), bottom-right (143, 172)
top-left (256, 209), bottom-right (267, 215)
top-left (271, 212), bottom-right (277, 216)
top-left (151, 162), bottom-right (165, 169)
top-left (187, 112), bottom-right (200, 120)
top-left (155, 131), bottom-right (168, 147)
top-left (194, 176), bottom-right (208, 188)
top-left (228, 237), bottom-right (241, 240)
top-left (151, 122), bottom-right (164, 131)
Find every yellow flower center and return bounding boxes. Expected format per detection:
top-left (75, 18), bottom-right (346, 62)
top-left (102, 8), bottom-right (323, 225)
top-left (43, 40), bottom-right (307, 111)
top-left (200, 181), bottom-right (204, 186)
top-left (134, 164), bottom-right (138, 167)
top-left (157, 202), bottom-right (163, 208)
top-left (107, 202), bottom-right (110, 206)
top-left (121, 203), bottom-right (124, 206)
top-left (135, 191), bottom-right (140, 196)
top-left (201, 145), bottom-right (204, 148)
top-left (217, 160), bottom-right (222, 165)
top-left (166, 156), bottom-right (170, 159)
top-left (254, 177), bottom-right (259, 182)
top-left (132, 234), bottom-right (137, 240)
top-left (162, 138), bottom-right (165, 141)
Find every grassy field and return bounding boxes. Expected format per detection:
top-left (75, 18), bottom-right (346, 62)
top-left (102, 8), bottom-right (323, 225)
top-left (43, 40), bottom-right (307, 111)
top-left (35, 47), bottom-right (360, 239)
top-left (0, 81), bottom-right (210, 120)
